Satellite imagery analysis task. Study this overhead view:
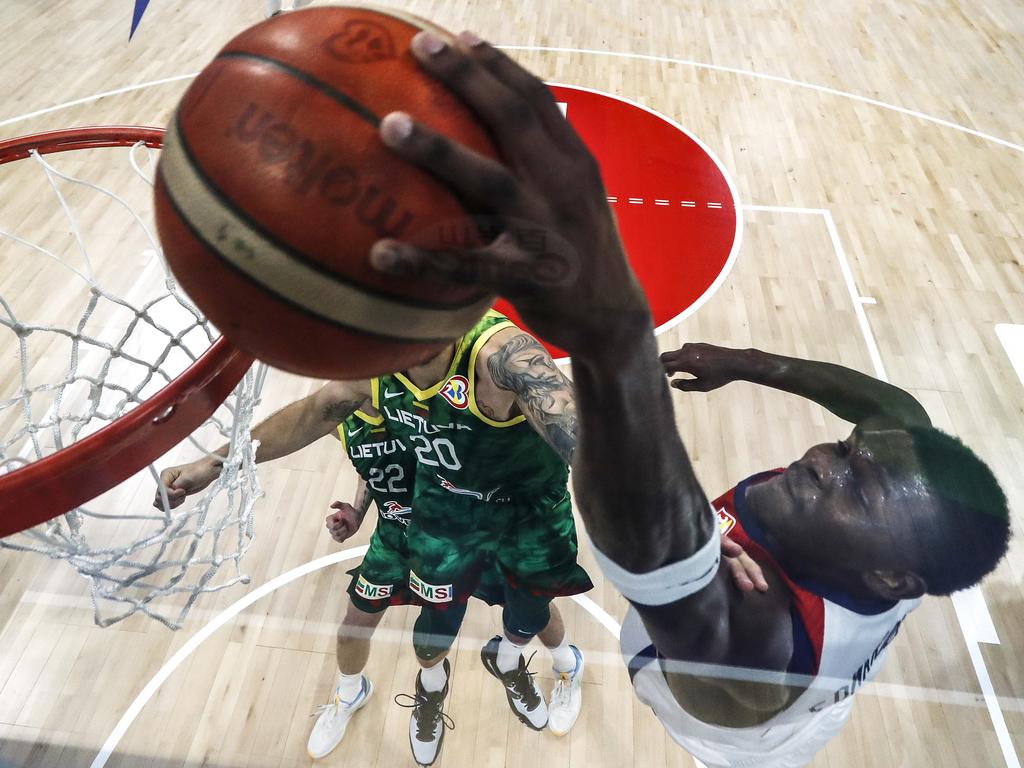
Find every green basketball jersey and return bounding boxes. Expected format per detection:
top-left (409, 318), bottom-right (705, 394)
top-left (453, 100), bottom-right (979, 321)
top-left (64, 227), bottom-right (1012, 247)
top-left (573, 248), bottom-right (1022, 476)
top-left (370, 310), bottom-right (568, 508)
top-left (338, 409), bottom-right (414, 527)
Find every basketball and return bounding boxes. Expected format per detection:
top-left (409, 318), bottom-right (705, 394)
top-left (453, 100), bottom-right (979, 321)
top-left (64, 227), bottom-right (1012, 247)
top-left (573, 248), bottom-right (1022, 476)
top-left (153, 6), bottom-right (499, 380)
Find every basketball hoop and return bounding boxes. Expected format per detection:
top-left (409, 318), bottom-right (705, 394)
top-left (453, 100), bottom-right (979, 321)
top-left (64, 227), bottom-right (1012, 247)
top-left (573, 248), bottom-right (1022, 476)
top-left (0, 126), bottom-right (266, 628)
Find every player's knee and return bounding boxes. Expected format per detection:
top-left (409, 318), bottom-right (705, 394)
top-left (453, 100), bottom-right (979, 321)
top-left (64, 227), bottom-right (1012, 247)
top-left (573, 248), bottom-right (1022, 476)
top-left (343, 599), bottom-right (385, 628)
top-left (413, 604), bottom-right (466, 661)
top-left (502, 596), bottom-right (551, 640)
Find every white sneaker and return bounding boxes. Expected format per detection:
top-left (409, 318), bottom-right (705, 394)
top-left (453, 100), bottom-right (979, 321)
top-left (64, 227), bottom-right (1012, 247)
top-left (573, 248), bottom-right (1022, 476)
top-left (548, 646), bottom-right (583, 736)
top-left (307, 674), bottom-right (373, 759)
top-left (480, 635), bottom-right (548, 731)
top-left (395, 658), bottom-right (454, 767)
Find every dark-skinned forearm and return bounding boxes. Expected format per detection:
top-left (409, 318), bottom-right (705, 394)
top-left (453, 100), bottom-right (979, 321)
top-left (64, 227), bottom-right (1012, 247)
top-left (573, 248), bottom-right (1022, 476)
top-left (571, 323), bottom-right (713, 572)
top-left (740, 349), bottom-right (930, 427)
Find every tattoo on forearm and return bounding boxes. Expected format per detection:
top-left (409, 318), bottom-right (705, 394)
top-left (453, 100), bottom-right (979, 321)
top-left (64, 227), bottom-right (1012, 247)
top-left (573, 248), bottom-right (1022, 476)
top-left (322, 399), bottom-right (361, 425)
top-left (354, 485), bottom-right (373, 518)
top-left (489, 334), bottom-right (577, 463)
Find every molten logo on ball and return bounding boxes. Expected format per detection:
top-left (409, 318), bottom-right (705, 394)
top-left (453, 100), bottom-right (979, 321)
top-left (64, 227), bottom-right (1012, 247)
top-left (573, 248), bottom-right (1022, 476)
top-left (231, 104), bottom-right (415, 238)
top-left (325, 20), bottom-right (397, 63)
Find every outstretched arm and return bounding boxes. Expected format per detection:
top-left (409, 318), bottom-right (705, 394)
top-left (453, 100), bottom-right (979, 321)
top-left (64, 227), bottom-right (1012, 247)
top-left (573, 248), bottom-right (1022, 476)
top-left (483, 330), bottom-right (766, 591)
top-left (155, 379), bottom-right (368, 509)
top-left (366, 31), bottom-right (751, 669)
top-left (662, 343), bottom-right (931, 429)
top-left (571, 323), bottom-right (715, 572)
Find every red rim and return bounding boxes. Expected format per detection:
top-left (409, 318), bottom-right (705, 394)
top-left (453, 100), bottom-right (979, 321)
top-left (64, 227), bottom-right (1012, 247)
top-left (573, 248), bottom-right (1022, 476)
top-left (0, 125), bottom-right (255, 538)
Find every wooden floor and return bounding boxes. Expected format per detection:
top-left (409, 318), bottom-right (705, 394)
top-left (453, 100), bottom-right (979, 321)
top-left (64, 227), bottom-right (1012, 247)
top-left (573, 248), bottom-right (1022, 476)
top-left (1, 1), bottom-right (1023, 766)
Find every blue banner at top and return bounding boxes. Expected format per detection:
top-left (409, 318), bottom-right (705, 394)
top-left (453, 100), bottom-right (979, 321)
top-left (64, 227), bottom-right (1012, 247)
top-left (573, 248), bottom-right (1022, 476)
top-left (130, 0), bottom-right (152, 40)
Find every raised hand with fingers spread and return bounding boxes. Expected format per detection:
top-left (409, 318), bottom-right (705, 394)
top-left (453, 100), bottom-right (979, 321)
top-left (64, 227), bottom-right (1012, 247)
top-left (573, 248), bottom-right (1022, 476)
top-left (370, 30), bottom-right (648, 354)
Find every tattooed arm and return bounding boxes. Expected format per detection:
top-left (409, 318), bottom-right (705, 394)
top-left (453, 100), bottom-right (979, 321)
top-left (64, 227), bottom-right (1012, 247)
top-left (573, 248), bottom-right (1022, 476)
top-left (155, 379), bottom-right (369, 509)
top-left (481, 328), bottom-right (577, 464)
top-left (245, 379), bottom-right (370, 463)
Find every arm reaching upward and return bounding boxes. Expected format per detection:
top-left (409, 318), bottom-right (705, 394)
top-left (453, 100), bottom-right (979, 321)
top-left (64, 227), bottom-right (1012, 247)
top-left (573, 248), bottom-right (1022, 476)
top-left (365, 30), bottom-right (775, 708)
top-left (662, 343), bottom-right (931, 428)
top-left (571, 323), bottom-right (715, 572)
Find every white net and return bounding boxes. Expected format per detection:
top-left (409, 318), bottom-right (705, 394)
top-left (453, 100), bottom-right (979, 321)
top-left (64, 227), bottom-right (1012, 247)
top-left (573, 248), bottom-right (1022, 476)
top-left (0, 132), bottom-right (267, 629)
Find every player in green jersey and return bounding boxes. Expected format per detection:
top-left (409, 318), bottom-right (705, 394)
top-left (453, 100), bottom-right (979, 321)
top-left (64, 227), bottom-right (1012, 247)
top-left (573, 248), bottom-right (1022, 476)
top-left (156, 313), bottom-right (764, 765)
top-left (156, 312), bottom-right (604, 768)
top-left (309, 404), bottom-right (577, 759)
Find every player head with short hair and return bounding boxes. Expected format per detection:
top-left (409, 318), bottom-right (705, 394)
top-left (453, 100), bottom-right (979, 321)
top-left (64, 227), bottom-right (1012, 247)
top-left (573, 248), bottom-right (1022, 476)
top-left (746, 425), bottom-right (1009, 600)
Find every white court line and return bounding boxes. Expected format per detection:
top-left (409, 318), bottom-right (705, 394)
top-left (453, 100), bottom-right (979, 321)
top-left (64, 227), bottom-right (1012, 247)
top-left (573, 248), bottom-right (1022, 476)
top-left (26, 587), bottom-right (1023, 708)
top-left (2, 49), bottom-right (1022, 158)
top-left (500, 46), bottom-right (1024, 155)
top-left (741, 202), bottom-right (1019, 768)
top-left (995, 324), bottom-right (1024, 388)
top-left (89, 544), bottom-right (618, 767)
top-left (0, 74), bottom-right (198, 131)
top-left (90, 547), bottom-right (367, 768)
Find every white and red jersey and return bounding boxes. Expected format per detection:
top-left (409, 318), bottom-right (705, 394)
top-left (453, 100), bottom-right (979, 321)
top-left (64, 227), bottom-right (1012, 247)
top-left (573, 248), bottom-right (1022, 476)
top-left (620, 471), bottom-right (919, 767)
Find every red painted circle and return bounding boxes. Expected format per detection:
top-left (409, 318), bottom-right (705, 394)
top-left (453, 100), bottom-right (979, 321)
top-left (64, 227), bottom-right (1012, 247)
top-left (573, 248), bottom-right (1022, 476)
top-left (494, 85), bottom-right (741, 360)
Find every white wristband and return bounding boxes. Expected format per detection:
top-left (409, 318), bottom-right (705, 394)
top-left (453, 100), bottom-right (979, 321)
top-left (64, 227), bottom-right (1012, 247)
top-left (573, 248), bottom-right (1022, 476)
top-left (589, 522), bottom-right (721, 606)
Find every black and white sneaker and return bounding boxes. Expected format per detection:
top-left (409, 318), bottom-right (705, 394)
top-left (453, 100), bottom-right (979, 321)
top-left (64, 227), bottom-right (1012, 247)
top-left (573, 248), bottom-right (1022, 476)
top-left (395, 659), bottom-right (455, 767)
top-left (480, 635), bottom-right (548, 730)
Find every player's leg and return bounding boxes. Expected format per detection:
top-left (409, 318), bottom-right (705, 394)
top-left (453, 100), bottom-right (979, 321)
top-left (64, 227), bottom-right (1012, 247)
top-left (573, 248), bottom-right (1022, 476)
top-left (308, 524), bottom-right (408, 758)
top-left (536, 603), bottom-right (585, 735)
top-left (397, 602), bottom-right (467, 767)
top-left (481, 590), bottom-right (553, 730)
top-left (307, 599), bottom-right (382, 758)
top-left (485, 488), bottom-right (593, 732)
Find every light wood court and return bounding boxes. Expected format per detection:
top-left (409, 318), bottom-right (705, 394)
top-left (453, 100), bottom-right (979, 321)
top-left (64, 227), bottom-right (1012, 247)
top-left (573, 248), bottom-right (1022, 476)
top-left (1, 1), bottom-right (1022, 767)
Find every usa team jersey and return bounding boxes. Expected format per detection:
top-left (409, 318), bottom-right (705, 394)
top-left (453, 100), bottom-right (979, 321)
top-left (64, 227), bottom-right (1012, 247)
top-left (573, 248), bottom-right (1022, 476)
top-left (621, 471), bottom-right (919, 765)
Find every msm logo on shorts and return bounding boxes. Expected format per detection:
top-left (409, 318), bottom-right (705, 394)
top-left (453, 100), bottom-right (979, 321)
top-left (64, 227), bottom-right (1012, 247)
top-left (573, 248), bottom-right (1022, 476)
top-left (409, 571), bottom-right (453, 603)
top-left (355, 574), bottom-right (393, 600)
top-left (439, 375), bottom-right (470, 410)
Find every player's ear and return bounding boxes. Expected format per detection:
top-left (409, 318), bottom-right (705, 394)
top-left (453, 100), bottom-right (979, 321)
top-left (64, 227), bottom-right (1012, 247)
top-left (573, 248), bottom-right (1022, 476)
top-left (863, 569), bottom-right (926, 600)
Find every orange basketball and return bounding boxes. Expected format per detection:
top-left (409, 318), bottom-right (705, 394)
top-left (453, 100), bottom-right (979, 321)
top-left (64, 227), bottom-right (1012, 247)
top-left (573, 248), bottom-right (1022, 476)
top-left (154, 6), bottom-right (498, 380)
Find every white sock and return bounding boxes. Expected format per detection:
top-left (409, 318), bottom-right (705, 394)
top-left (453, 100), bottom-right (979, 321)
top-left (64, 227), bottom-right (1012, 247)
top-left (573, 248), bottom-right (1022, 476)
top-left (548, 637), bottom-right (577, 674)
top-left (419, 661), bottom-right (448, 693)
top-left (337, 672), bottom-right (364, 702)
top-left (497, 635), bottom-right (527, 674)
